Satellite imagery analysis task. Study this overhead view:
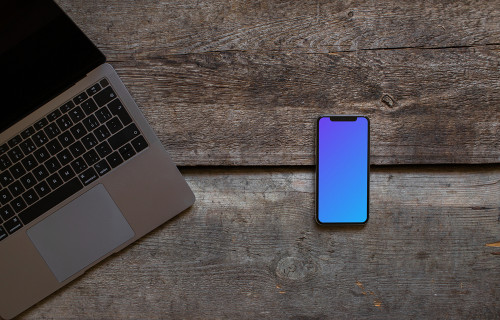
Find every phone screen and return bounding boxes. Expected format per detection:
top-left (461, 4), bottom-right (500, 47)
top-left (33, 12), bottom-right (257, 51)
top-left (316, 116), bottom-right (369, 224)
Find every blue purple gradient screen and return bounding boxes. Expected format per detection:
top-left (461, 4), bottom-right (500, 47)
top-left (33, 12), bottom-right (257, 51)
top-left (318, 117), bottom-right (368, 223)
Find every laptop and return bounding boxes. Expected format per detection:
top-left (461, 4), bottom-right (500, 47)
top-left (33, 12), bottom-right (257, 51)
top-left (0, 1), bottom-right (195, 318)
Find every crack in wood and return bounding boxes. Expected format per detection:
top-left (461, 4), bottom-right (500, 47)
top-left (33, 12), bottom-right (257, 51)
top-left (108, 43), bottom-right (500, 60)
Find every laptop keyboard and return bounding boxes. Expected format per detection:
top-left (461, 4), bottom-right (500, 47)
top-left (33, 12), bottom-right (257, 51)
top-left (0, 78), bottom-right (149, 241)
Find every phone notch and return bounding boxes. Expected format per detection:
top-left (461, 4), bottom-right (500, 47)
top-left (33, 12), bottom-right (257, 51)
top-left (329, 116), bottom-right (357, 122)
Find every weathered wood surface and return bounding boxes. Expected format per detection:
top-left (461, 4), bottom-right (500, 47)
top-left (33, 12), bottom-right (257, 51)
top-left (25, 2), bottom-right (498, 319)
top-left (22, 167), bottom-right (500, 319)
top-left (112, 49), bottom-right (500, 166)
top-left (54, 0), bottom-right (500, 166)
top-left (59, 0), bottom-right (500, 55)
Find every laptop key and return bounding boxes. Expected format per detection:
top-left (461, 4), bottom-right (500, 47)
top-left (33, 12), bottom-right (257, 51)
top-left (34, 181), bottom-right (51, 198)
top-left (79, 167), bottom-right (98, 186)
top-left (131, 136), bottom-right (148, 153)
top-left (46, 139), bottom-right (63, 156)
top-left (108, 124), bottom-right (141, 150)
top-left (106, 151), bottom-right (123, 168)
top-left (8, 181), bottom-right (24, 197)
top-left (59, 131), bottom-right (76, 148)
top-left (45, 157), bottom-right (62, 173)
top-left (69, 141), bottom-right (85, 158)
top-left (10, 162), bottom-right (26, 179)
top-left (23, 188), bottom-right (39, 206)
top-left (82, 114), bottom-right (99, 131)
top-left (71, 157), bottom-right (87, 173)
top-left (20, 138), bottom-right (36, 155)
top-left (95, 106), bottom-right (112, 123)
top-left (59, 101), bottom-right (75, 113)
top-left (0, 154), bottom-right (12, 170)
top-left (0, 189), bottom-right (13, 206)
top-left (47, 109), bottom-right (62, 122)
top-left (47, 173), bottom-right (63, 190)
top-left (33, 131), bottom-right (49, 147)
top-left (106, 117), bottom-right (123, 134)
top-left (0, 171), bottom-right (14, 188)
top-left (108, 99), bottom-right (132, 125)
top-left (69, 106), bottom-right (85, 123)
top-left (20, 173), bottom-right (37, 189)
top-left (34, 118), bottom-right (49, 131)
top-left (94, 159), bottom-right (111, 176)
top-left (81, 99), bottom-right (98, 115)
top-left (58, 165), bottom-right (76, 182)
top-left (57, 149), bottom-right (74, 166)
top-left (7, 146), bottom-right (24, 163)
top-left (70, 122), bottom-right (87, 140)
top-left (8, 135), bottom-right (22, 148)
top-left (73, 92), bottom-right (88, 105)
top-left (46, 140), bottom-right (65, 159)
top-left (0, 226), bottom-right (7, 241)
top-left (83, 149), bottom-right (100, 166)
top-left (99, 78), bottom-right (109, 88)
top-left (20, 126), bottom-right (35, 139)
top-left (0, 204), bottom-right (14, 220)
top-left (94, 86), bottom-right (117, 107)
top-left (11, 197), bottom-right (27, 213)
top-left (33, 165), bottom-right (49, 181)
top-left (119, 143), bottom-right (136, 160)
top-left (86, 83), bottom-right (102, 96)
top-left (34, 146), bottom-right (50, 163)
top-left (94, 125), bottom-right (111, 141)
top-left (56, 114), bottom-right (73, 131)
top-left (96, 141), bottom-right (112, 158)
top-left (4, 216), bottom-right (23, 234)
top-left (21, 155), bottom-right (38, 171)
top-left (82, 132), bottom-right (98, 149)
top-left (0, 144), bottom-right (8, 155)
top-left (44, 123), bottom-right (61, 139)
top-left (18, 177), bottom-right (83, 226)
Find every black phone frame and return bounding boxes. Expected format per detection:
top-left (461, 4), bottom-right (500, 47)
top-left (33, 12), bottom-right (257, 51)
top-left (315, 115), bottom-right (370, 225)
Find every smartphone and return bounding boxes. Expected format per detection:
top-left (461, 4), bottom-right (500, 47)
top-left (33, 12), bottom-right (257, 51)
top-left (316, 115), bottom-right (369, 224)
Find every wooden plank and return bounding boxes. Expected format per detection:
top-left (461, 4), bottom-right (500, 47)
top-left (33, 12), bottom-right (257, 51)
top-left (111, 48), bottom-right (500, 166)
top-left (52, 1), bottom-right (500, 166)
top-left (57, 0), bottom-right (500, 57)
top-left (21, 167), bottom-right (500, 319)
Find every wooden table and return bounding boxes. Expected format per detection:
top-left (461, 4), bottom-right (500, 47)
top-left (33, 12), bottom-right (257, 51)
top-left (24, 1), bottom-right (499, 318)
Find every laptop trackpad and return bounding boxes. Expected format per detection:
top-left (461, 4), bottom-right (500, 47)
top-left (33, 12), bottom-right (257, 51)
top-left (27, 184), bottom-right (135, 282)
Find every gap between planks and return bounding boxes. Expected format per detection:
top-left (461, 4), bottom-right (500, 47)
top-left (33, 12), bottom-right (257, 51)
top-left (178, 163), bottom-right (500, 173)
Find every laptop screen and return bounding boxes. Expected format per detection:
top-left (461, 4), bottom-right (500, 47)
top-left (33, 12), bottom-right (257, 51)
top-left (0, 0), bottom-right (105, 133)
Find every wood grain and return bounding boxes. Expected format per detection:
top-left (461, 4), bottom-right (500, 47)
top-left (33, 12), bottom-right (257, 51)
top-left (51, 0), bottom-right (500, 166)
top-left (112, 48), bottom-right (500, 166)
top-left (58, 0), bottom-right (500, 57)
top-left (21, 167), bottom-right (500, 319)
top-left (8, 2), bottom-right (499, 319)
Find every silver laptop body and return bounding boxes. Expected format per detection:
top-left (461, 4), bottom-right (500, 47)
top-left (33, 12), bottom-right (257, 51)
top-left (0, 2), bottom-right (195, 319)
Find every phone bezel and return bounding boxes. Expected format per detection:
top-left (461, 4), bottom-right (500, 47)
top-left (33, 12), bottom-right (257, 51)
top-left (315, 115), bottom-right (370, 225)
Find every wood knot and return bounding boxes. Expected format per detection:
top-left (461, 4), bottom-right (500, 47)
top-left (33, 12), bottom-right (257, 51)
top-left (276, 257), bottom-right (314, 281)
top-left (381, 94), bottom-right (395, 108)
top-left (348, 11), bottom-right (354, 18)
